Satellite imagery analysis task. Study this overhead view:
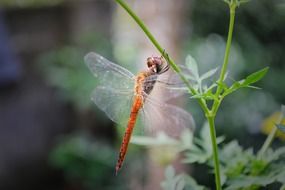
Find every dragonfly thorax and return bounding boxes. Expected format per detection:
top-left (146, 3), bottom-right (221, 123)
top-left (134, 72), bottom-right (157, 97)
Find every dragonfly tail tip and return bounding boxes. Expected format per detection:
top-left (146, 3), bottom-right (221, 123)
top-left (115, 166), bottom-right (120, 176)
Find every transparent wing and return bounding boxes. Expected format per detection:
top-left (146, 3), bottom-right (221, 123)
top-left (92, 86), bottom-right (133, 127)
top-left (153, 63), bottom-right (199, 101)
top-left (139, 92), bottom-right (195, 138)
top-left (85, 52), bottom-right (135, 89)
top-left (85, 52), bottom-right (136, 126)
top-left (144, 73), bottom-right (189, 102)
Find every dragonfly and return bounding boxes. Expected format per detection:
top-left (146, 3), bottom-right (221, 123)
top-left (85, 52), bottom-right (194, 174)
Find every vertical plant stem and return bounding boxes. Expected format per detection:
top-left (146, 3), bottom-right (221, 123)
top-left (212, 5), bottom-right (236, 113)
top-left (207, 115), bottom-right (221, 190)
top-left (218, 5), bottom-right (236, 85)
top-left (208, 5), bottom-right (237, 189)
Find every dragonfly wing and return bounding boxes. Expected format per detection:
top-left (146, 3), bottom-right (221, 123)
top-left (92, 86), bottom-right (133, 127)
top-left (140, 92), bottom-right (195, 137)
top-left (144, 73), bottom-right (189, 102)
top-left (85, 52), bottom-right (135, 89)
top-left (85, 52), bottom-right (136, 126)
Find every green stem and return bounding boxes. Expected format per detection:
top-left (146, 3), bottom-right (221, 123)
top-left (115, 0), bottom-right (209, 114)
top-left (258, 127), bottom-right (278, 158)
top-left (258, 111), bottom-right (283, 158)
top-left (207, 115), bottom-right (222, 190)
top-left (207, 4), bottom-right (237, 190)
top-left (218, 6), bottom-right (236, 85)
top-left (212, 5), bottom-right (236, 114)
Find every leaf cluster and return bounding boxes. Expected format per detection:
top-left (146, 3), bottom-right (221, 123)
top-left (181, 123), bottom-right (285, 189)
top-left (182, 54), bottom-right (268, 106)
top-left (161, 166), bottom-right (208, 190)
top-left (221, 143), bottom-right (285, 189)
top-left (182, 122), bottom-right (224, 164)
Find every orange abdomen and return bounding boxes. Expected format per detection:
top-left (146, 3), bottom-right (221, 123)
top-left (115, 96), bottom-right (143, 174)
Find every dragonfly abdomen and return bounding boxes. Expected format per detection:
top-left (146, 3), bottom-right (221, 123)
top-left (115, 96), bottom-right (143, 174)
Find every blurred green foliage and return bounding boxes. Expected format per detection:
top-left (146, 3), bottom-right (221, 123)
top-left (39, 46), bottom-right (95, 110)
top-left (50, 133), bottom-right (127, 190)
top-left (161, 166), bottom-right (208, 190)
top-left (0, 0), bottom-right (64, 7)
top-left (38, 32), bottom-right (112, 111)
top-left (220, 142), bottom-right (285, 189)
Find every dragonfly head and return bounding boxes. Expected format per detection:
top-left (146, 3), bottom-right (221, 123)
top-left (147, 56), bottom-right (170, 74)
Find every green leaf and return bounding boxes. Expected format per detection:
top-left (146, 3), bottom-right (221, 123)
top-left (216, 81), bottom-right (229, 91)
top-left (190, 87), bottom-right (217, 100)
top-left (162, 166), bottom-right (207, 190)
top-left (219, 140), bottom-right (256, 178)
top-left (243, 67), bottom-right (269, 86)
top-left (200, 67), bottom-right (219, 81)
top-left (225, 163), bottom-right (285, 189)
top-left (246, 85), bottom-right (262, 90)
top-left (200, 122), bottom-right (213, 153)
top-left (161, 166), bottom-right (185, 190)
top-left (216, 136), bottom-right (226, 144)
top-left (250, 159), bottom-right (268, 175)
top-left (182, 151), bottom-right (209, 164)
top-left (276, 124), bottom-right (285, 133)
top-left (202, 83), bottom-right (218, 96)
top-left (261, 147), bottom-right (285, 163)
top-left (273, 147), bottom-right (285, 160)
top-left (176, 177), bottom-right (185, 190)
top-left (183, 175), bottom-right (208, 190)
top-left (276, 167), bottom-right (285, 184)
top-left (222, 81), bottom-right (242, 96)
top-left (182, 122), bottom-right (215, 164)
top-left (225, 175), bottom-right (275, 190)
top-left (185, 55), bottom-right (199, 80)
top-left (223, 67), bottom-right (269, 97)
top-left (220, 168), bottom-right (228, 186)
top-left (179, 128), bottom-right (194, 151)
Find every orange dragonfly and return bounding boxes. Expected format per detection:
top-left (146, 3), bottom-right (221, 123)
top-left (85, 52), bottom-right (194, 174)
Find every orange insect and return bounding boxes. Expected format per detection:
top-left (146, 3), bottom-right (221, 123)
top-left (85, 52), bottom-right (194, 174)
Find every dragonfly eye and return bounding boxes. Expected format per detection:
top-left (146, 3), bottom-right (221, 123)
top-left (147, 56), bottom-right (169, 74)
top-left (147, 57), bottom-right (153, 68)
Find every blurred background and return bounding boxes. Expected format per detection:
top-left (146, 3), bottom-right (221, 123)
top-left (0, 0), bottom-right (284, 189)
